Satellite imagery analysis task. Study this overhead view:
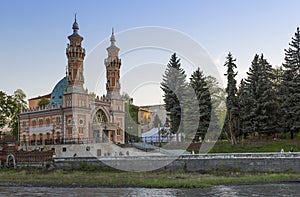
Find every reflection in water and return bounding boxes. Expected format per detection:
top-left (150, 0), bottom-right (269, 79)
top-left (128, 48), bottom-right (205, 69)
top-left (0, 184), bottom-right (299, 197)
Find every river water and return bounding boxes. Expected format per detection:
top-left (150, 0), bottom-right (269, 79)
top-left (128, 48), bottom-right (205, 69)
top-left (0, 183), bottom-right (299, 197)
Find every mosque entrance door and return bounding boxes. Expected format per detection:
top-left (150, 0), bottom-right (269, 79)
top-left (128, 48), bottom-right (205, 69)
top-left (92, 109), bottom-right (109, 143)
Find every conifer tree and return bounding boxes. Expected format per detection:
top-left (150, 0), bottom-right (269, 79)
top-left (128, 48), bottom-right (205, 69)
top-left (255, 55), bottom-right (277, 136)
top-left (280, 27), bottom-right (300, 139)
top-left (243, 54), bottom-right (277, 138)
top-left (161, 53), bottom-right (187, 139)
top-left (237, 79), bottom-right (252, 138)
top-left (224, 52), bottom-right (239, 144)
top-left (190, 68), bottom-right (211, 141)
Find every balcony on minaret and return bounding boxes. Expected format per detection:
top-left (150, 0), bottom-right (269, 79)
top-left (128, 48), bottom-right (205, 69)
top-left (66, 47), bottom-right (86, 58)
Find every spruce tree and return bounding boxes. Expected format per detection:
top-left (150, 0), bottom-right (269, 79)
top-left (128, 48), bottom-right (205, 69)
top-left (281, 27), bottom-right (300, 139)
top-left (161, 53), bottom-right (187, 139)
top-left (244, 54), bottom-right (260, 135)
top-left (243, 54), bottom-right (277, 138)
top-left (255, 55), bottom-right (277, 136)
top-left (237, 79), bottom-right (252, 139)
top-left (224, 52), bottom-right (239, 144)
top-left (190, 68), bottom-right (211, 141)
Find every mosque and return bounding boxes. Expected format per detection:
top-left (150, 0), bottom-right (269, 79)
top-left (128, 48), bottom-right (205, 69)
top-left (18, 17), bottom-right (125, 146)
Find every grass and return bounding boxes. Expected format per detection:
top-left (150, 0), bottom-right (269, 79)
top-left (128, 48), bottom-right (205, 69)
top-left (0, 169), bottom-right (300, 188)
top-left (163, 139), bottom-right (300, 153)
top-left (208, 140), bottom-right (300, 153)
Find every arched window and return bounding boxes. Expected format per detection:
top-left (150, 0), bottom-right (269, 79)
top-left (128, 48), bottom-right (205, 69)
top-left (39, 119), bottom-right (43, 127)
top-left (93, 109), bottom-right (108, 124)
top-left (32, 134), bottom-right (36, 145)
top-left (32, 120), bottom-right (36, 127)
top-left (46, 133), bottom-right (50, 140)
top-left (39, 133), bottom-right (43, 144)
top-left (46, 118), bottom-right (50, 126)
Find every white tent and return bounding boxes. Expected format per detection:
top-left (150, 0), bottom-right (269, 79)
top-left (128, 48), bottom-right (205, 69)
top-left (141, 127), bottom-right (181, 143)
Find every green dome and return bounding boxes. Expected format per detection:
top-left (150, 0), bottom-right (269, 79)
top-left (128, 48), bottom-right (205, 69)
top-left (49, 77), bottom-right (67, 107)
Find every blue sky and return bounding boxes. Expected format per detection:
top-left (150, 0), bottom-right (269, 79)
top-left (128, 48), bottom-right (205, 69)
top-left (1, 0), bottom-right (300, 105)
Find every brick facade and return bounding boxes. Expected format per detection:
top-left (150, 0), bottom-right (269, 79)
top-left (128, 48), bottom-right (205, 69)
top-left (19, 18), bottom-right (125, 147)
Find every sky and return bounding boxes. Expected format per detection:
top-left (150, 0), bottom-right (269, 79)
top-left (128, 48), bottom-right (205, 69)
top-left (1, 0), bottom-right (300, 106)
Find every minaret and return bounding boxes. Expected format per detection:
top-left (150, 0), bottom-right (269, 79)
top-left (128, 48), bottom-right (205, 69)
top-left (66, 15), bottom-right (86, 91)
top-left (104, 29), bottom-right (125, 144)
top-left (63, 16), bottom-right (89, 142)
top-left (105, 28), bottom-right (121, 99)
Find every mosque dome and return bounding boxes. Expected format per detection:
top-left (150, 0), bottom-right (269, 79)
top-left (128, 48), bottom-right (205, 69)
top-left (49, 77), bottom-right (68, 107)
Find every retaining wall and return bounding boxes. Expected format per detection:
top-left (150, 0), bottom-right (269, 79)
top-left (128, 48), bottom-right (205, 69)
top-left (52, 153), bottom-right (300, 172)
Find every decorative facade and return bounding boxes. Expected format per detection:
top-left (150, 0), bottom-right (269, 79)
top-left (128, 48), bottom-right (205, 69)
top-left (18, 17), bottom-right (125, 146)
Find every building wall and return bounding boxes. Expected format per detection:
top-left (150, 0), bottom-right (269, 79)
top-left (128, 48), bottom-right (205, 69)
top-left (138, 105), bottom-right (167, 134)
top-left (28, 94), bottom-right (51, 109)
top-left (19, 108), bottom-right (63, 145)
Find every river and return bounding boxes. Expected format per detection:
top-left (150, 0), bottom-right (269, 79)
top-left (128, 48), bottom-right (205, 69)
top-left (0, 183), bottom-right (299, 196)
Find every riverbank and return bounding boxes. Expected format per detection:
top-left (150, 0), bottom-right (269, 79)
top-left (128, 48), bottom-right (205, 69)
top-left (1, 169), bottom-right (300, 188)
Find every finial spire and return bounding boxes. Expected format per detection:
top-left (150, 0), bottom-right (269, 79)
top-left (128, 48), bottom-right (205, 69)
top-left (110, 27), bottom-right (116, 46)
top-left (72, 13), bottom-right (79, 33)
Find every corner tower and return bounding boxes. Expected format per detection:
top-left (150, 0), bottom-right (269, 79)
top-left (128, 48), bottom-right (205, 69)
top-left (105, 29), bottom-right (121, 99)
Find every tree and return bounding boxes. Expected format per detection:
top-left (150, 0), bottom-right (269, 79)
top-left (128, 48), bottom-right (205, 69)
top-left (190, 68), bottom-right (211, 141)
top-left (37, 97), bottom-right (50, 108)
top-left (205, 76), bottom-right (226, 130)
top-left (0, 89), bottom-right (27, 139)
top-left (122, 93), bottom-right (139, 142)
top-left (242, 54), bottom-right (277, 138)
top-left (0, 91), bottom-right (9, 129)
top-left (10, 89), bottom-right (27, 138)
top-left (161, 53), bottom-right (187, 140)
top-left (89, 92), bottom-right (97, 99)
top-left (280, 27), bottom-right (300, 139)
top-left (237, 79), bottom-right (252, 139)
top-left (224, 52), bottom-right (239, 144)
top-left (255, 55), bottom-right (277, 136)
top-left (272, 66), bottom-right (285, 136)
top-left (243, 54), bottom-right (260, 135)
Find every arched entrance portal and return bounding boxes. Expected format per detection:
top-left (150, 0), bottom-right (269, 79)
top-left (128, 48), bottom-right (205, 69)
top-left (92, 109), bottom-right (109, 143)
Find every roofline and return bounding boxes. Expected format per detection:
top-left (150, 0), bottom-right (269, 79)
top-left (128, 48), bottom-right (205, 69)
top-left (28, 93), bottom-right (51, 101)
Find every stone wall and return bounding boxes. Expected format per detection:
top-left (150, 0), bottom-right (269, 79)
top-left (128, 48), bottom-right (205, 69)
top-left (52, 153), bottom-right (300, 172)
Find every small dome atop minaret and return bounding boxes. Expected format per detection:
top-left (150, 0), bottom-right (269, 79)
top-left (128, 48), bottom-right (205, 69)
top-left (106, 28), bottom-right (120, 57)
top-left (110, 28), bottom-right (116, 46)
top-left (72, 14), bottom-right (79, 33)
top-left (68, 14), bottom-right (83, 41)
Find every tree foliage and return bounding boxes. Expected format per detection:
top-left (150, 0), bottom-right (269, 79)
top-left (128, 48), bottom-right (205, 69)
top-left (122, 93), bottom-right (139, 142)
top-left (280, 27), bottom-right (300, 139)
top-left (242, 54), bottom-right (277, 138)
top-left (37, 97), bottom-right (50, 108)
top-left (223, 52), bottom-right (239, 144)
top-left (161, 53), bottom-right (187, 137)
top-left (0, 89), bottom-right (27, 139)
top-left (190, 68), bottom-right (211, 141)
